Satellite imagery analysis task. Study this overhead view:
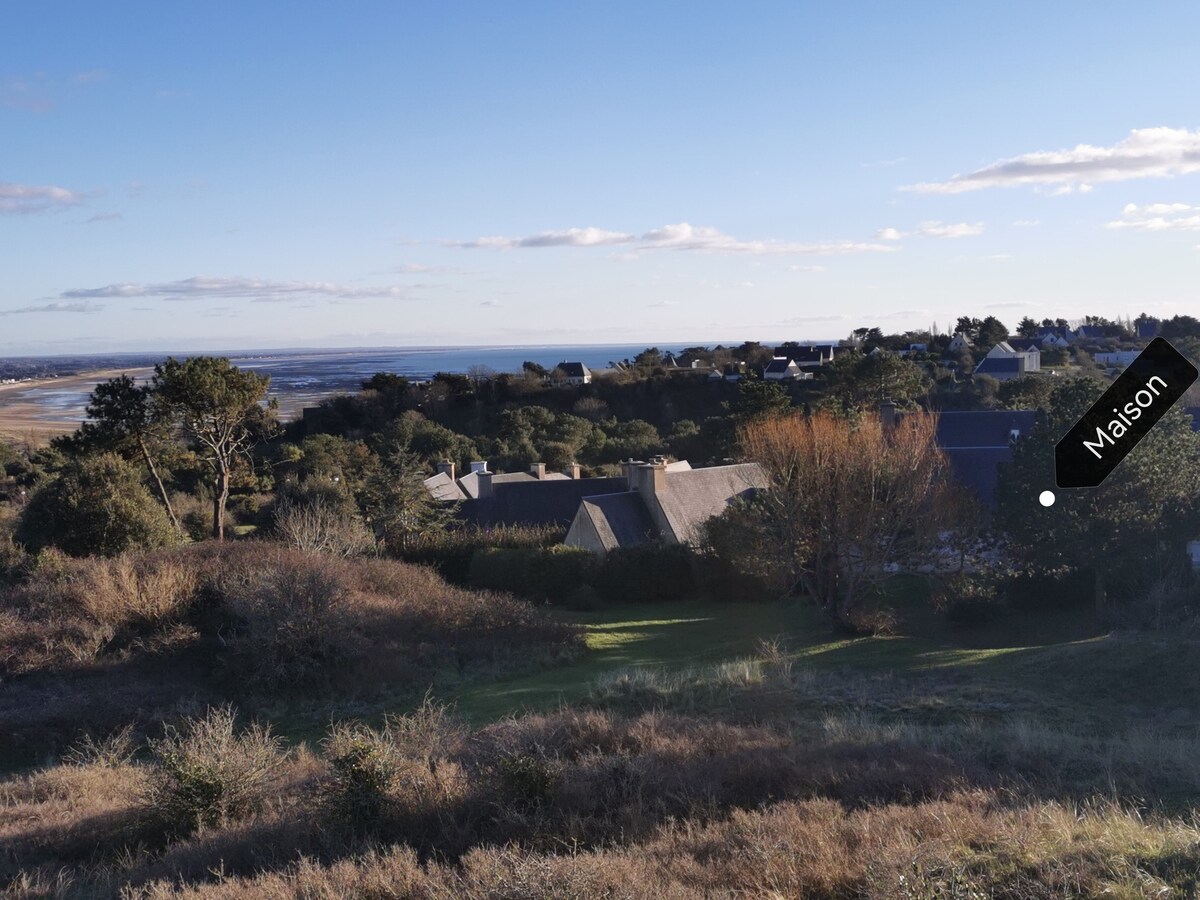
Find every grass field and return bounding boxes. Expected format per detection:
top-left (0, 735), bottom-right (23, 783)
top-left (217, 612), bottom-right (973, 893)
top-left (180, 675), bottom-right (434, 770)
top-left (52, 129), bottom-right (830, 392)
top-left (441, 595), bottom-right (1200, 736)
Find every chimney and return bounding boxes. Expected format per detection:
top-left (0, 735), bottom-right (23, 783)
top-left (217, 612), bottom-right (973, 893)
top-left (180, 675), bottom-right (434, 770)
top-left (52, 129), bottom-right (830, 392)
top-left (437, 459), bottom-right (455, 481)
top-left (469, 460), bottom-right (489, 475)
top-left (635, 459), bottom-right (667, 496)
top-left (623, 459), bottom-right (644, 491)
top-left (476, 471), bottom-right (494, 500)
top-left (530, 462), bottom-right (546, 480)
top-left (879, 402), bottom-right (897, 430)
top-left (567, 462), bottom-right (581, 480)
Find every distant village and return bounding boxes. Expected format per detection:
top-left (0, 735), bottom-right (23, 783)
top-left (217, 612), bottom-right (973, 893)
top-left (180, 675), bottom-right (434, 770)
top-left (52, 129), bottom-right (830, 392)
top-left (387, 313), bottom-right (1200, 565)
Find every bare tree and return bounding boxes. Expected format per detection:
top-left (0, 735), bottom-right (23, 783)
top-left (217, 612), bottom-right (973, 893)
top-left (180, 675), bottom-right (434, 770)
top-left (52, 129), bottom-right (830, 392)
top-left (273, 497), bottom-right (375, 557)
top-left (466, 364), bottom-right (497, 389)
top-left (737, 411), bottom-right (963, 630)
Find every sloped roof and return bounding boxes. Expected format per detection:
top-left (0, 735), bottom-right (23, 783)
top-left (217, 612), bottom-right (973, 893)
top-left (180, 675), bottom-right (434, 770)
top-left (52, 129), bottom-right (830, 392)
top-left (764, 357), bottom-right (798, 373)
top-left (655, 462), bottom-right (768, 544)
top-left (944, 447), bottom-right (1014, 509)
top-left (934, 410), bottom-right (1037, 509)
top-left (423, 471), bottom-right (467, 502)
top-left (459, 470), bottom-right (536, 499)
top-left (1007, 338), bottom-right (1042, 353)
top-left (988, 341), bottom-right (1017, 356)
top-left (462, 476), bottom-right (628, 527)
top-left (973, 357), bottom-right (1024, 377)
top-left (936, 410), bottom-right (1038, 449)
top-left (578, 493), bottom-right (657, 552)
top-left (557, 362), bottom-right (591, 378)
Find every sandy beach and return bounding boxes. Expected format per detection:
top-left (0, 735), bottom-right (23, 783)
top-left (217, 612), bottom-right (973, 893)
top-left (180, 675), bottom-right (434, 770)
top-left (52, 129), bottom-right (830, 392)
top-left (0, 368), bottom-right (155, 443)
top-left (0, 367), bottom-right (315, 444)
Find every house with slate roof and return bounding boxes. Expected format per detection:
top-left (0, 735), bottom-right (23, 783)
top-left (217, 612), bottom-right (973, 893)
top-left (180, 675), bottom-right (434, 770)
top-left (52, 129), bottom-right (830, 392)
top-left (763, 357), bottom-right (804, 380)
top-left (1036, 326), bottom-right (1074, 348)
top-left (973, 340), bottom-right (1040, 381)
top-left (565, 458), bottom-right (768, 555)
top-left (935, 410), bottom-right (1038, 510)
top-left (947, 333), bottom-right (974, 353)
top-left (552, 362), bottom-right (592, 385)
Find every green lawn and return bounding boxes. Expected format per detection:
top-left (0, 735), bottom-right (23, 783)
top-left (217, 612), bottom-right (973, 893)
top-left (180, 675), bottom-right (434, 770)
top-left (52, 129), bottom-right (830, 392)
top-left (442, 598), bottom-right (1200, 733)
top-left (445, 600), bottom-right (810, 722)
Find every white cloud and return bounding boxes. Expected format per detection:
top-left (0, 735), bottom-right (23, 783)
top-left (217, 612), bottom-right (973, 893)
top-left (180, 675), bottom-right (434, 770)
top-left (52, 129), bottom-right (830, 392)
top-left (876, 221), bottom-right (984, 240)
top-left (0, 301), bottom-right (103, 316)
top-left (59, 276), bottom-right (418, 302)
top-left (903, 127), bottom-right (1200, 194)
top-left (0, 181), bottom-right (85, 214)
top-left (452, 226), bottom-right (634, 249)
top-left (1012, 219), bottom-right (1040, 227)
top-left (1107, 201), bottom-right (1200, 231)
top-left (786, 264), bottom-right (826, 272)
top-left (453, 222), bottom-right (894, 256)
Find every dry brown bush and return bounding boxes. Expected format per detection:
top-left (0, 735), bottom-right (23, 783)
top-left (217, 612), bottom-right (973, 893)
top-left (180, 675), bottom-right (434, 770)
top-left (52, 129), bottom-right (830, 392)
top-left (5, 700), bottom-right (1200, 897)
top-left (141, 707), bottom-right (285, 837)
top-left (117, 794), bottom-right (1200, 899)
top-left (0, 542), bottom-right (581, 760)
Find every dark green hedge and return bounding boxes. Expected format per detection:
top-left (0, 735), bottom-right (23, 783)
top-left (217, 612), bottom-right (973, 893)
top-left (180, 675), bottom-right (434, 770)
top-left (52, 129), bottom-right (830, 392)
top-left (468, 542), bottom-right (699, 604)
top-left (468, 545), bottom-right (598, 601)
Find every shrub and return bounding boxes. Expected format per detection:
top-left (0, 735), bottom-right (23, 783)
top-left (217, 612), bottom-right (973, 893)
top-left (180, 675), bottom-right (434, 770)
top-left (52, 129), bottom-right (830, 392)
top-left (468, 545), bottom-right (597, 602)
top-left (273, 496), bottom-right (375, 557)
top-left (0, 528), bottom-right (26, 587)
top-left (932, 572), bottom-right (1003, 625)
top-left (321, 700), bottom-right (466, 841)
top-left (142, 706), bottom-right (283, 836)
top-left (496, 749), bottom-right (560, 809)
top-left (173, 491), bottom-right (236, 543)
top-left (595, 543), bottom-right (696, 603)
top-left (213, 548), bottom-right (356, 688)
top-left (16, 454), bottom-right (176, 557)
top-left (398, 524), bottom-right (564, 584)
top-left (321, 723), bottom-right (402, 831)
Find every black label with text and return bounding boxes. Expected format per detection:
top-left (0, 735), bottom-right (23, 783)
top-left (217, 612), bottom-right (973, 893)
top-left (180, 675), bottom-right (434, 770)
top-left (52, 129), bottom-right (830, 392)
top-left (1054, 337), bottom-right (1198, 489)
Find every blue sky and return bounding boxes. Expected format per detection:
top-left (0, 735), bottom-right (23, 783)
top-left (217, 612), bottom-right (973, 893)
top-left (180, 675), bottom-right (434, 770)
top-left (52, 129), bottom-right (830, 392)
top-left (3, 2), bottom-right (1200, 354)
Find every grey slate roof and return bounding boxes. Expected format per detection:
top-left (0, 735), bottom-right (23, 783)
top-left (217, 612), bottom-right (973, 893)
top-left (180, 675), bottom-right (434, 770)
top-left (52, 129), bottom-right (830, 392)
top-left (461, 476), bottom-right (628, 527)
top-left (459, 470), bottom-right (534, 499)
top-left (578, 493), bottom-right (658, 552)
top-left (557, 362), bottom-right (591, 378)
top-left (943, 447), bottom-right (1014, 509)
top-left (764, 358), bottom-right (797, 374)
top-left (936, 410), bottom-right (1038, 449)
top-left (935, 410), bottom-right (1039, 509)
top-left (655, 462), bottom-right (769, 544)
top-left (973, 357), bottom-right (1024, 377)
top-left (423, 471), bottom-right (467, 502)
top-left (1007, 338), bottom-right (1043, 353)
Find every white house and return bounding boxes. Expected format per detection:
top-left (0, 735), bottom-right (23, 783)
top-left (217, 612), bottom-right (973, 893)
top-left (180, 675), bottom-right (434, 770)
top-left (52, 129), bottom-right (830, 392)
top-left (553, 362), bottom-right (592, 385)
top-left (947, 333), bottom-right (974, 353)
top-left (763, 357), bottom-right (802, 380)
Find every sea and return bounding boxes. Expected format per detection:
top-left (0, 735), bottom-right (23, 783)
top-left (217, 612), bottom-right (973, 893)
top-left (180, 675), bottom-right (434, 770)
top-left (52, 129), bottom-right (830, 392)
top-left (0, 343), bottom-right (705, 431)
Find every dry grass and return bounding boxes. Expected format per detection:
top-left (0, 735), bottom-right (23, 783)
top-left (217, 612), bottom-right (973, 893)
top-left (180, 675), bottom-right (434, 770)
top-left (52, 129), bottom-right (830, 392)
top-left (3, 697), bottom-right (1200, 897)
top-left (22, 795), bottom-right (1193, 898)
top-left (0, 543), bottom-right (582, 759)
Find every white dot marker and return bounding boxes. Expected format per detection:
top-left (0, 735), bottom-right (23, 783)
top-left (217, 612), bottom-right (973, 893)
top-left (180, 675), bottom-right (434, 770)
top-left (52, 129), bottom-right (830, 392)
top-left (1039, 490), bottom-right (1055, 507)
